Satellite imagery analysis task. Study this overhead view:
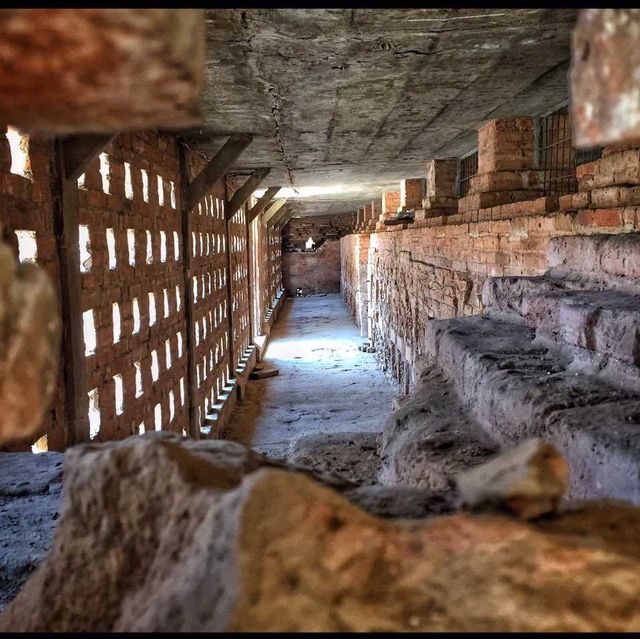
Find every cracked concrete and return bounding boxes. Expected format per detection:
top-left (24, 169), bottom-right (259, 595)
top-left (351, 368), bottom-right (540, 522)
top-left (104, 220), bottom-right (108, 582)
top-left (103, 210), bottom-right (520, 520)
top-left (184, 9), bottom-right (576, 217)
top-left (224, 294), bottom-right (398, 461)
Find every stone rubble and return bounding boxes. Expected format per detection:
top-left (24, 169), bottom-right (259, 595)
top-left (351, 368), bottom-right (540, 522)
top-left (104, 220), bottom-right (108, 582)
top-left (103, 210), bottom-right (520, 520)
top-left (456, 438), bottom-right (568, 519)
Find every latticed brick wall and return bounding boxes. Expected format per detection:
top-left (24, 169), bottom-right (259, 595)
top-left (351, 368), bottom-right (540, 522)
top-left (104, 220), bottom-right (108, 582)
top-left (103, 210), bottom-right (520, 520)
top-left (228, 205), bottom-right (251, 370)
top-left (187, 155), bottom-right (230, 433)
top-left (0, 128), bottom-right (282, 451)
top-left (78, 132), bottom-right (187, 440)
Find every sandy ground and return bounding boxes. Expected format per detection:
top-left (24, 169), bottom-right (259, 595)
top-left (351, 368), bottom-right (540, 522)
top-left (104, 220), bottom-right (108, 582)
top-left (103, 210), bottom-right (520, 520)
top-left (226, 294), bottom-right (398, 460)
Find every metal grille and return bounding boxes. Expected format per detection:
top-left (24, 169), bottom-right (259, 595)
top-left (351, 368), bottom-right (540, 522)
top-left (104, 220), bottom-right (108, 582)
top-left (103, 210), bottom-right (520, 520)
top-left (458, 151), bottom-right (478, 197)
top-left (538, 105), bottom-right (602, 197)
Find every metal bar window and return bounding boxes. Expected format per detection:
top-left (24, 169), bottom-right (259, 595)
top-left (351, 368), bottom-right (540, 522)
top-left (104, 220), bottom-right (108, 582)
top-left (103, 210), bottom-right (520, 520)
top-left (538, 105), bottom-right (602, 197)
top-left (458, 151), bottom-right (478, 197)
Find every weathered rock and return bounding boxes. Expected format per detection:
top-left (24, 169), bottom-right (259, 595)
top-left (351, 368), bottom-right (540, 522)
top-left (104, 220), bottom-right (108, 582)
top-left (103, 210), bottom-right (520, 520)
top-left (0, 243), bottom-right (60, 446)
top-left (3, 434), bottom-right (640, 632)
top-left (0, 9), bottom-right (204, 134)
top-left (344, 485), bottom-right (455, 519)
top-left (456, 438), bottom-right (569, 519)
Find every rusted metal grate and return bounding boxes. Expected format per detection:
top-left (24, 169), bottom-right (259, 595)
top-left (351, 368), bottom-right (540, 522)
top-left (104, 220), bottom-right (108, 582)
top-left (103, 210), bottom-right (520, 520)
top-left (538, 105), bottom-right (602, 197)
top-left (458, 151), bottom-right (478, 197)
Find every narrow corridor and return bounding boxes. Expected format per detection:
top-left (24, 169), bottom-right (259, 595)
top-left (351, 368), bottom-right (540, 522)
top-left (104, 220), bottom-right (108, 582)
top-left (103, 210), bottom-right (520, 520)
top-left (226, 294), bottom-right (397, 460)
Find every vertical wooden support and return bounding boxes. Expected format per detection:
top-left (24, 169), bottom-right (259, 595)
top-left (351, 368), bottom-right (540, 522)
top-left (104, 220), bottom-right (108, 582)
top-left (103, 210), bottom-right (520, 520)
top-left (245, 210), bottom-right (254, 343)
top-left (178, 143), bottom-right (199, 438)
top-left (223, 192), bottom-right (236, 382)
top-left (53, 134), bottom-right (113, 445)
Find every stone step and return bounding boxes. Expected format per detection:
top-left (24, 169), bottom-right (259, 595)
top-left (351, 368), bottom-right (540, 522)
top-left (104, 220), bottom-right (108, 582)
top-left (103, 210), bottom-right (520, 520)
top-left (483, 275), bottom-right (640, 371)
top-left (424, 315), bottom-right (640, 504)
top-left (378, 363), bottom-right (498, 490)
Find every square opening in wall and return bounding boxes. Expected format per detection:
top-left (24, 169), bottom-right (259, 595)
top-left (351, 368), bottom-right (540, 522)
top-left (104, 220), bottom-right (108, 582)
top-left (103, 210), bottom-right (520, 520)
top-left (127, 229), bottom-right (136, 266)
top-left (78, 225), bottom-right (92, 272)
top-left (88, 388), bottom-right (100, 440)
top-left (83, 309), bottom-right (96, 356)
top-left (14, 230), bottom-right (37, 263)
top-left (106, 228), bottom-right (117, 270)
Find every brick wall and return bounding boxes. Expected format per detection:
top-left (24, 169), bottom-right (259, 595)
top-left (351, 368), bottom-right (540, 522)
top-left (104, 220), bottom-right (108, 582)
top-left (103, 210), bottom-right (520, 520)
top-left (0, 127), bottom-right (282, 451)
top-left (282, 239), bottom-right (341, 295)
top-left (282, 213), bottom-right (356, 252)
top-left (343, 160), bottom-right (640, 391)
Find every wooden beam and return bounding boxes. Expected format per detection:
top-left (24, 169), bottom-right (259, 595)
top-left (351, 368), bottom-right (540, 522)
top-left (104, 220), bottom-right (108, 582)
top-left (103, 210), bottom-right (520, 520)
top-left (262, 198), bottom-right (287, 223)
top-left (224, 167), bottom-right (271, 221)
top-left (246, 186), bottom-right (281, 224)
top-left (186, 134), bottom-right (253, 211)
top-left (269, 205), bottom-right (292, 228)
top-left (178, 143), bottom-right (199, 438)
top-left (62, 134), bottom-right (116, 182)
top-left (276, 208), bottom-right (295, 229)
top-left (53, 134), bottom-right (113, 445)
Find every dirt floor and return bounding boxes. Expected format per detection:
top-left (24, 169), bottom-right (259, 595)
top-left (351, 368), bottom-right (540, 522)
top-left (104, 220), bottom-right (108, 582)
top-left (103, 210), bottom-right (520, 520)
top-left (226, 294), bottom-right (398, 460)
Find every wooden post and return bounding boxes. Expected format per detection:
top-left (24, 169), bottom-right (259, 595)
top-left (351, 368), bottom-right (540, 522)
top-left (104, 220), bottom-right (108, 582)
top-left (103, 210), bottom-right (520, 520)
top-left (224, 199), bottom-right (236, 382)
top-left (53, 134), bottom-right (114, 445)
top-left (245, 205), bottom-right (255, 343)
top-left (178, 142), bottom-right (199, 438)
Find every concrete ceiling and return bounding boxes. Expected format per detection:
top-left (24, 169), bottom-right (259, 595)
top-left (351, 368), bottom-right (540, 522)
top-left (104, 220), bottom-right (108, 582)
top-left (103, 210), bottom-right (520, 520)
top-left (181, 8), bottom-right (577, 217)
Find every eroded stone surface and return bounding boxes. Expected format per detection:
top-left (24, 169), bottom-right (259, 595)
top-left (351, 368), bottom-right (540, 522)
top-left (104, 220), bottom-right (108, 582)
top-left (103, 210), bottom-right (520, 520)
top-left (378, 363), bottom-right (498, 490)
top-left (289, 431), bottom-right (381, 485)
top-left (2, 435), bottom-right (640, 632)
top-left (0, 244), bottom-right (60, 446)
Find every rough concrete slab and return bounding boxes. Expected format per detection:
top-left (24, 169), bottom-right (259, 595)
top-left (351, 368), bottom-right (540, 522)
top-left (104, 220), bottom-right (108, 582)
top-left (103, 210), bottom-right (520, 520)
top-left (184, 9), bottom-right (576, 216)
top-left (0, 452), bottom-right (63, 612)
top-left (225, 294), bottom-right (398, 457)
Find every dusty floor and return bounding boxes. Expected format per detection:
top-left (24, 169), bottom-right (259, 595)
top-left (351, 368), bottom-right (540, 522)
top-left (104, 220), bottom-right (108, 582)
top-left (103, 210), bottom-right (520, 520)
top-left (226, 294), bottom-right (398, 460)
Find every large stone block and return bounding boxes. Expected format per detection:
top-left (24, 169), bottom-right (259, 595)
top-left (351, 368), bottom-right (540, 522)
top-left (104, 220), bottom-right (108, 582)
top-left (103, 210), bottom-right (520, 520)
top-left (0, 9), bottom-right (205, 133)
top-left (572, 9), bottom-right (640, 147)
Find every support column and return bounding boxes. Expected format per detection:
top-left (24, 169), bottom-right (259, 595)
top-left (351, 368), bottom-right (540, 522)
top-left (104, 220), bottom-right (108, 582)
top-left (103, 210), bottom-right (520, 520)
top-left (416, 158), bottom-right (458, 221)
top-left (178, 143), bottom-right (199, 438)
top-left (458, 117), bottom-right (543, 213)
top-left (53, 134), bottom-right (114, 445)
top-left (378, 191), bottom-right (400, 228)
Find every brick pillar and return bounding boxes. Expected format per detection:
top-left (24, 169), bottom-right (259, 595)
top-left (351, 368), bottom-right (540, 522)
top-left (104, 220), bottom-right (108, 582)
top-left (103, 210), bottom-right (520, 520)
top-left (458, 117), bottom-right (544, 213)
top-left (360, 205), bottom-right (368, 230)
top-left (370, 199), bottom-right (379, 224)
top-left (420, 158), bottom-right (458, 219)
top-left (380, 191), bottom-right (400, 222)
top-left (400, 178), bottom-right (424, 210)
